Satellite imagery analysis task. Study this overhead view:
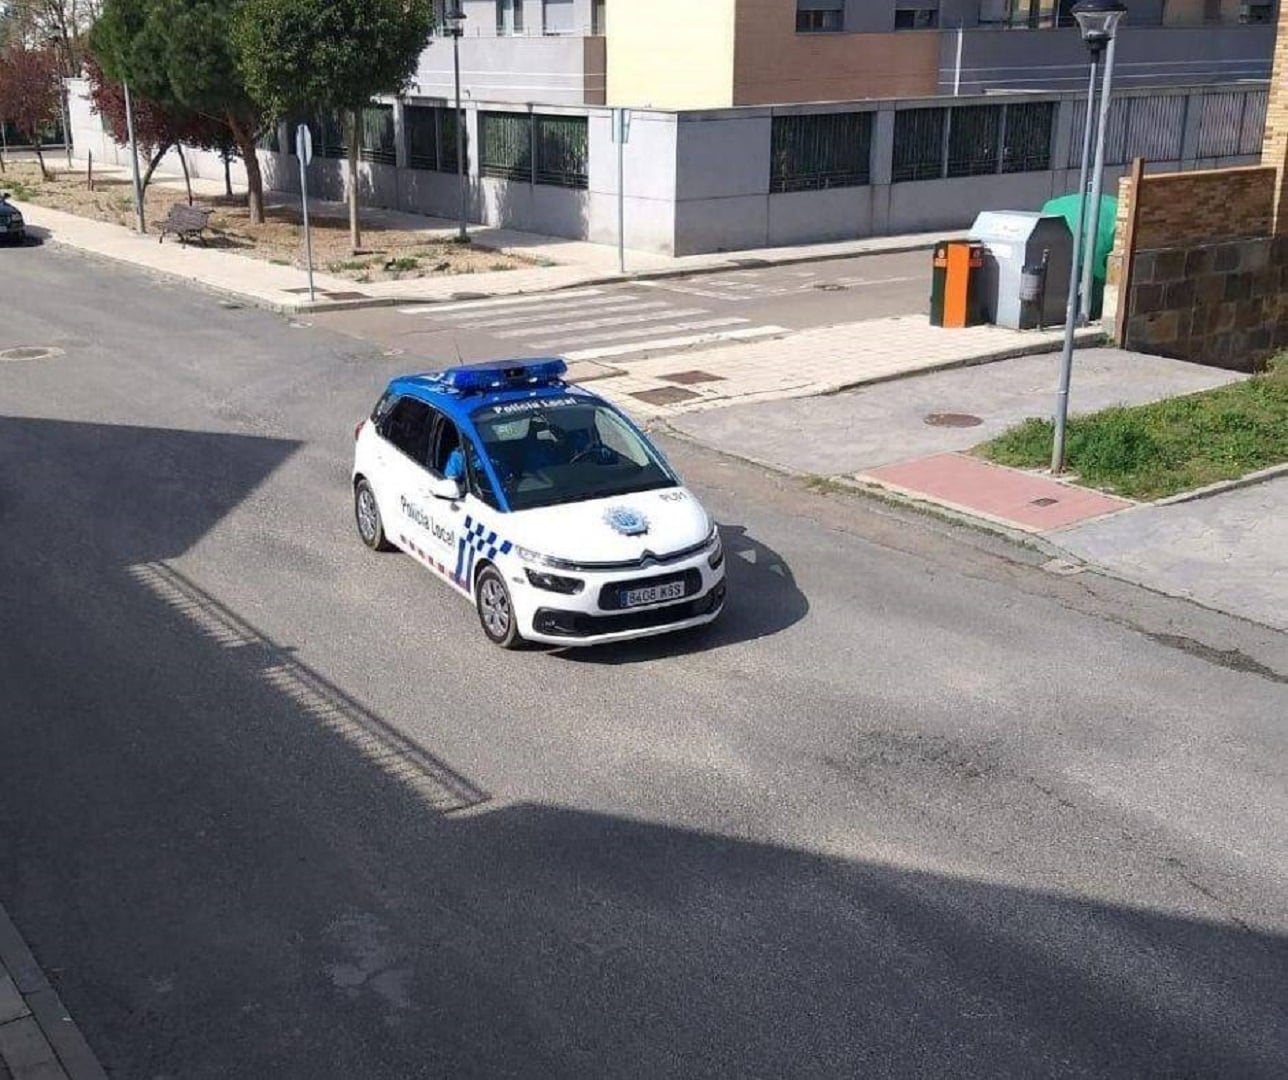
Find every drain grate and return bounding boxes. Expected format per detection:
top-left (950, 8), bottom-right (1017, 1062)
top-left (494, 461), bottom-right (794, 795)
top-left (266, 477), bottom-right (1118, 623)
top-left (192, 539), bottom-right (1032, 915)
top-left (924, 412), bottom-right (983, 428)
top-left (0, 346), bottom-right (61, 362)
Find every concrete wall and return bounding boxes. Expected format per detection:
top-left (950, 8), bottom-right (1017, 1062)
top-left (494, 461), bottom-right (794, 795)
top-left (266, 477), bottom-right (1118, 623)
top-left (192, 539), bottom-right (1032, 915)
top-left (606, 0), bottom-right (736, 108)
top-left (65, 76), bottom-right (1265, 258)
top-left (413, 33), bottom-right (605, 105)
top-left (940, 24), bottom-right (1275, 94)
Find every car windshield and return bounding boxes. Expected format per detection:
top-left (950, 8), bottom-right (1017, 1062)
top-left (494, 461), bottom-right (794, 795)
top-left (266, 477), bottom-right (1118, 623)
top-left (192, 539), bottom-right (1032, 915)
top-left (471, 396), bottom-right (677, 511)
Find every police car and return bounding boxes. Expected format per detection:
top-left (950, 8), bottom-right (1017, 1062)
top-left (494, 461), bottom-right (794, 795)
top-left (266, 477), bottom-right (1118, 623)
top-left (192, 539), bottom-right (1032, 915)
top-left (352, 358), bottom-right (726, 648)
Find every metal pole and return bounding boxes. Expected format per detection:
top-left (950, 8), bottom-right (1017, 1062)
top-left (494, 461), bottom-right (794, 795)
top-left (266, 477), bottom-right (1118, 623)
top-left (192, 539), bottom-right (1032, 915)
top-left (953, 23), bottom-right (964, 97)
top-left (122, 80), bottom-right (145, 234)
top-left (1051, 52), bottom-right (1100, 475)
top-left (58, 83), bottom-right (72, 169)
top-left (616, 109), bottom-right (625, 275)
top-left (453, 29), bottom-right (467, 242)
top-left (1078, 32), bottom-right (1118, 324)
top-left (298, 142), bottom-right (315, 303)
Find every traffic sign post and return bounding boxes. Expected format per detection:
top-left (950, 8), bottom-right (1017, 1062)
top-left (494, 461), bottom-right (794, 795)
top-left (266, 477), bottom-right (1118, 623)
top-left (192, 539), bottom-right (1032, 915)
top-left (296, 124), bottom-right (316, 303)
top-left (612, 108), bottom-right (631, 276)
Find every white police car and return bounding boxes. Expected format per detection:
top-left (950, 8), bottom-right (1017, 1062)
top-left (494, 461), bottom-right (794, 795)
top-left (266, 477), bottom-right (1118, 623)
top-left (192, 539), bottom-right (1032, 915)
top-left (352, 358), bottom-right (726, 648)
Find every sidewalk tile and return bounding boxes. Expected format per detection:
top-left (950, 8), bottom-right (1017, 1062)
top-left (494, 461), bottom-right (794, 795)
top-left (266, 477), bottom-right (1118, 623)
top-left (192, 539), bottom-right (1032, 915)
top-left (863, 453), bottom-right (1133, 532)
top-left (0, 1017), bottom-right (66, 1080)
top-left (0, 977), bottom-right (28, 1026)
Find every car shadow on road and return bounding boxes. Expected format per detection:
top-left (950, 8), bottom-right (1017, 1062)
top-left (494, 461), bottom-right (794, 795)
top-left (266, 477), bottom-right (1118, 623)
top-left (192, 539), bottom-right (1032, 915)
top-left (552, 521), bottom-right (809, 665)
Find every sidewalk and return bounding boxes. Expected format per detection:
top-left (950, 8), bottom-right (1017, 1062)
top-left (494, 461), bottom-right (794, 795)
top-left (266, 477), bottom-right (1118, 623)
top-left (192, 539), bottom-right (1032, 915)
top-left (14, 161), bottom-right (951, 314)
top-left (0, 903), bottom-right (105, 1080)
top-left (667, 349), bottom-right (1287, 632)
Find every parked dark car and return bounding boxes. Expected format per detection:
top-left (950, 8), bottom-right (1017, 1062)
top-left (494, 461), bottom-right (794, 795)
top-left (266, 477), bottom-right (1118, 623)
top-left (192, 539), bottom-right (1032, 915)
top-left (0, 193), bottom-right (26, 244)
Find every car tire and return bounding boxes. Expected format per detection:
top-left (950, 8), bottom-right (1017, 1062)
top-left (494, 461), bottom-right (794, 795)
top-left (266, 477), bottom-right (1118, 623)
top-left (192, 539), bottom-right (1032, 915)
top-left (354, 477), bottom-right (394, 551)
top-left (475, 565), bottom-right (523, 649)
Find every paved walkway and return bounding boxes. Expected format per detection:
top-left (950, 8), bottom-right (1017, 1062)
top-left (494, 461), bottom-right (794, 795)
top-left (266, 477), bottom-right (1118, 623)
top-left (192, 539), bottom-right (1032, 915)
top-left (14, 161), bottom-right (950, 314)
top-left (590, 317), bottom-right (1102, 420)
top-left (1054, 477), bottom-right (1288, 631)
top-left (0, 904), bottom-right (105, 1080)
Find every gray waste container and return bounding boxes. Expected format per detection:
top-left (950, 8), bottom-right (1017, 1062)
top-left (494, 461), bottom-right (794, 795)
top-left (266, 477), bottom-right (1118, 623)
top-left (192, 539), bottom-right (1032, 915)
top-left (967, 211), bottom-right (1073, 330)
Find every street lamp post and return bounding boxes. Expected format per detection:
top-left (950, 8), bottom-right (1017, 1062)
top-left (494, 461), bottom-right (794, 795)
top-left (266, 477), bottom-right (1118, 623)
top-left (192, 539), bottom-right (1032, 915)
top-left (1051, 0), bottom-right (1127, 474)
top-left (445, 0), bottom-right (468, 243)
top-left (1078, 3), bottom-right (1126, 323)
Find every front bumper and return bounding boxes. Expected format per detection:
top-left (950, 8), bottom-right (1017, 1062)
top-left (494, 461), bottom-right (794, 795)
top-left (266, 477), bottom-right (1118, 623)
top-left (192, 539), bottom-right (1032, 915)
top-left (509, 552), bottom-right (726, 647)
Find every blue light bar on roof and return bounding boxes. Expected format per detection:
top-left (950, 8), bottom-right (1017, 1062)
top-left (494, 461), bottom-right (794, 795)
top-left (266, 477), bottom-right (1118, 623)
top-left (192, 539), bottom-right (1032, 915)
top-left (441, 358), bottom-right (568, 393)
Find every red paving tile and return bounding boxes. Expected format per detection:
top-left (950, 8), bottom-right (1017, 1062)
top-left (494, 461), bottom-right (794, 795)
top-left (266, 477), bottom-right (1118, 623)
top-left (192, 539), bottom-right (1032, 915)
top-left (863, 452), bottom-right (1133, 532)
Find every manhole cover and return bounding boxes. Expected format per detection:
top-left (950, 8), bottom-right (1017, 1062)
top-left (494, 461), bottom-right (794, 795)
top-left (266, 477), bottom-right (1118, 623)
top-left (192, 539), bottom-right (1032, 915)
top-left (0, 346), bottom-right (61, 362)
top-left (923, 412), bottom-right (983, 428)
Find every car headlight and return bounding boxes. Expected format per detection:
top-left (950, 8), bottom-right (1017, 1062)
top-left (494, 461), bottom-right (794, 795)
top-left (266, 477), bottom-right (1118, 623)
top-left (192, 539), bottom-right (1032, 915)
top-left (524, 568), bottom-right (584, 594)
top-left (514, 545), bottom-right (579, 572)
top-left (707, 527), bottom-right (724, 570)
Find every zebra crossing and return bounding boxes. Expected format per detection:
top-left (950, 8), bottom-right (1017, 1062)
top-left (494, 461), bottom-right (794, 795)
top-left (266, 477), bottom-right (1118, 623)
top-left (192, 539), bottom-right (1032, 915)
top-left (395, 286), bottom-right (789, 362)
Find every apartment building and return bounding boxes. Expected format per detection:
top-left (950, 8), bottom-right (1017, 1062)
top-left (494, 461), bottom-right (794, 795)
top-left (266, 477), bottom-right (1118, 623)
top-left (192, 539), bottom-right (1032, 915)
top-left (406, 0), bottom-right (1276, 110)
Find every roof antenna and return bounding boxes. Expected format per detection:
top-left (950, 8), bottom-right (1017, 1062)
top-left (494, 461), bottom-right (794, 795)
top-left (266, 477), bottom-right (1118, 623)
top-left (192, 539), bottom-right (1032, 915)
top-left (452, 337), bottom-right (464, 366)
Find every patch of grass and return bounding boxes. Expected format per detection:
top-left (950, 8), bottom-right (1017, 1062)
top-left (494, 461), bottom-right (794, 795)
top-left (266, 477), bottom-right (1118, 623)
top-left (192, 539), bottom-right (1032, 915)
top-left (979, 356), bottom-right (1288, 500)
top-left (269, 257), bottom-right (291, 266)
top-left (3, 178), bottom-right (38, 201)
top-left (489, 262), bottom-right (514, 272)
top-left (386, 256), bottom-right (420, 272)
top-left (328, 258), bottom-right (372, 272)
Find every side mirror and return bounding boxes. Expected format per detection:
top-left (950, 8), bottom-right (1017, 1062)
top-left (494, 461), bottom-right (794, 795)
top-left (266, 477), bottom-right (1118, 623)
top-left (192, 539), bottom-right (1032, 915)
top-left (429, 476), bottom-right (462, 501)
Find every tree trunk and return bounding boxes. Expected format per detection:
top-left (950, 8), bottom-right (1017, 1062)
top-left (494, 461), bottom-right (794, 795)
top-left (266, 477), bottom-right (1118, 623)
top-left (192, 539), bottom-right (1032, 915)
top-left (139, 142), bottom-right (171, 197)
top-left (223, 151), bottom-right (232, 197)
top-left (176, 145), bottom-right (193, 205)
top-left (227, 115), bottom-right (264, 224)
top-left (347, 108), bottom-right (361, 254)
top-left (34, 144), bottom-right (49, 180)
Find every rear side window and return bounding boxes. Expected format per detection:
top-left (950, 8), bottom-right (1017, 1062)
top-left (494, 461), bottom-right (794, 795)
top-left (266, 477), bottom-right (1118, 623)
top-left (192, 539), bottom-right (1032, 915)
top-left (380, 396), bottom-right (433, 464)
top-left (371, 389), bottom-right (397, 422)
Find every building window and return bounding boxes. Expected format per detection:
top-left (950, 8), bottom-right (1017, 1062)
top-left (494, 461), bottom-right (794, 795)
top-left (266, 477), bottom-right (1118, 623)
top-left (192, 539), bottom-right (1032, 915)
top-left (894, 4), bottom-right (939, 28)
top-left (542, 0), bottom-right (575, 35)
top-left (771, 112), bottom-right (873, 192)
top-left (796, 0), bottom-right (844, 32)
top-left (593, 0), bottom-right (606, 33)
top-left (496, 0), bottom-right (524, 35)
top-left (1240, 0), bottom-right (1275, 22)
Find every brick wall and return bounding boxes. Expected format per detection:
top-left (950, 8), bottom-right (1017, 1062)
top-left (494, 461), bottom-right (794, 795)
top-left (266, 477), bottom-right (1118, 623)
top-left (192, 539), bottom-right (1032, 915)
top-left (1121, 236), bottom-right (1288, 371)
top-left (1118, 166), bottom-right (1276, 250)
top-left (1261, 0), bottom-right (1288, 230)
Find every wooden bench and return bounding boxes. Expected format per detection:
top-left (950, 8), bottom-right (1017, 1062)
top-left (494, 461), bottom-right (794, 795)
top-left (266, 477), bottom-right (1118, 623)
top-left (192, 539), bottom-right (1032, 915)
top-left (157, 205), bottom-right (213, 246)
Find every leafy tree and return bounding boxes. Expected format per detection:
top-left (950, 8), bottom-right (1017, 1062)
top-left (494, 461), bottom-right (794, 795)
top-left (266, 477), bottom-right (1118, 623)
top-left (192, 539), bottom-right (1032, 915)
top-left (84, 54), bottom-right (229, 204)
top-left (233, 0), bottom-right (434, 251)
top-left (90, 0), bottom-right (267, 221)
top-left (0, 43), bottom-right (59, 177)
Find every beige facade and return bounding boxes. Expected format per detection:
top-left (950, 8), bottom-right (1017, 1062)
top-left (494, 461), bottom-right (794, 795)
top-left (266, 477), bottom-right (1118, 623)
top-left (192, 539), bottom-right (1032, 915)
top-left (605, 0), bottom-right (738, 108)
top-left (606, 0), bottom-right (939, 108)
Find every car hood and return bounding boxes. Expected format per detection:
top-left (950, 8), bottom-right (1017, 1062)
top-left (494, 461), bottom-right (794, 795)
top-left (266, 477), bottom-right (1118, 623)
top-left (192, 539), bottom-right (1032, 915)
top-left (507, 487), bottom-right (711, 565)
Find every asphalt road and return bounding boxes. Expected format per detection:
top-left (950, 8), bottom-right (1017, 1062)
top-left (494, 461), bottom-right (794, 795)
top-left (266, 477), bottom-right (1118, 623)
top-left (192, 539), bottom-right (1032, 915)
top-left (2, 244), bottom-right (1286, 1079)
top-left (313, 249), bottom-right (931, 366)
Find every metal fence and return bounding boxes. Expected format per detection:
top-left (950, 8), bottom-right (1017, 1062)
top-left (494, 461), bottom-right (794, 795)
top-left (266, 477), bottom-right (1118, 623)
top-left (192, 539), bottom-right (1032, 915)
top-left (359, 106), bottom-right (396, 165)
top-left (534, 115), bottom-right (588, 189)
top-left (1196, 89), bottom-right (1268, 158)
top-left (480, 112), bottom-right (532, 181)
top-left (892, 99), bottom-right (1053, 183)
top-left (480, 111), bottom-right (588, 188)
top-left (407, 105), bottom-right (466, 173)
top-left (770, 112), bottom-right (873, 192)
top-left (1067, 94), bottom-right (1188, 167)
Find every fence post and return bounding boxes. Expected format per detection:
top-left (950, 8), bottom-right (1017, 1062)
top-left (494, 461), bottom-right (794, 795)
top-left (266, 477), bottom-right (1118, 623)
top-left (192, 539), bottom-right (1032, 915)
top-left (1112, 156), bottom-right (1146, 347)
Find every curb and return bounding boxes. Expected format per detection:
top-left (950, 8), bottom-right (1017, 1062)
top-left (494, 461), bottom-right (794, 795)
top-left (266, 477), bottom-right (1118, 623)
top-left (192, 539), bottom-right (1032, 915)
top-left (1150, 461), bottom-right (1288, 506)
top-left (0, 904), bottom-right (107, 1080)
top-left (23, 202), bottom-right (944, 317)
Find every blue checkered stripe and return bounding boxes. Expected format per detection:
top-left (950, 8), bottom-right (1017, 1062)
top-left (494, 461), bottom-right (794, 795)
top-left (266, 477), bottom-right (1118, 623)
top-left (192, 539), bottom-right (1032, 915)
top-left (453, 514), bottom-right (514, 587)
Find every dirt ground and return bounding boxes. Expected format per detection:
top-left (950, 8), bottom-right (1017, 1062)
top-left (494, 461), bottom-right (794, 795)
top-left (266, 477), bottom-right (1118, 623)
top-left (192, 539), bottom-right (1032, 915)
top-left (1, 161), bottom-right (536, 281)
